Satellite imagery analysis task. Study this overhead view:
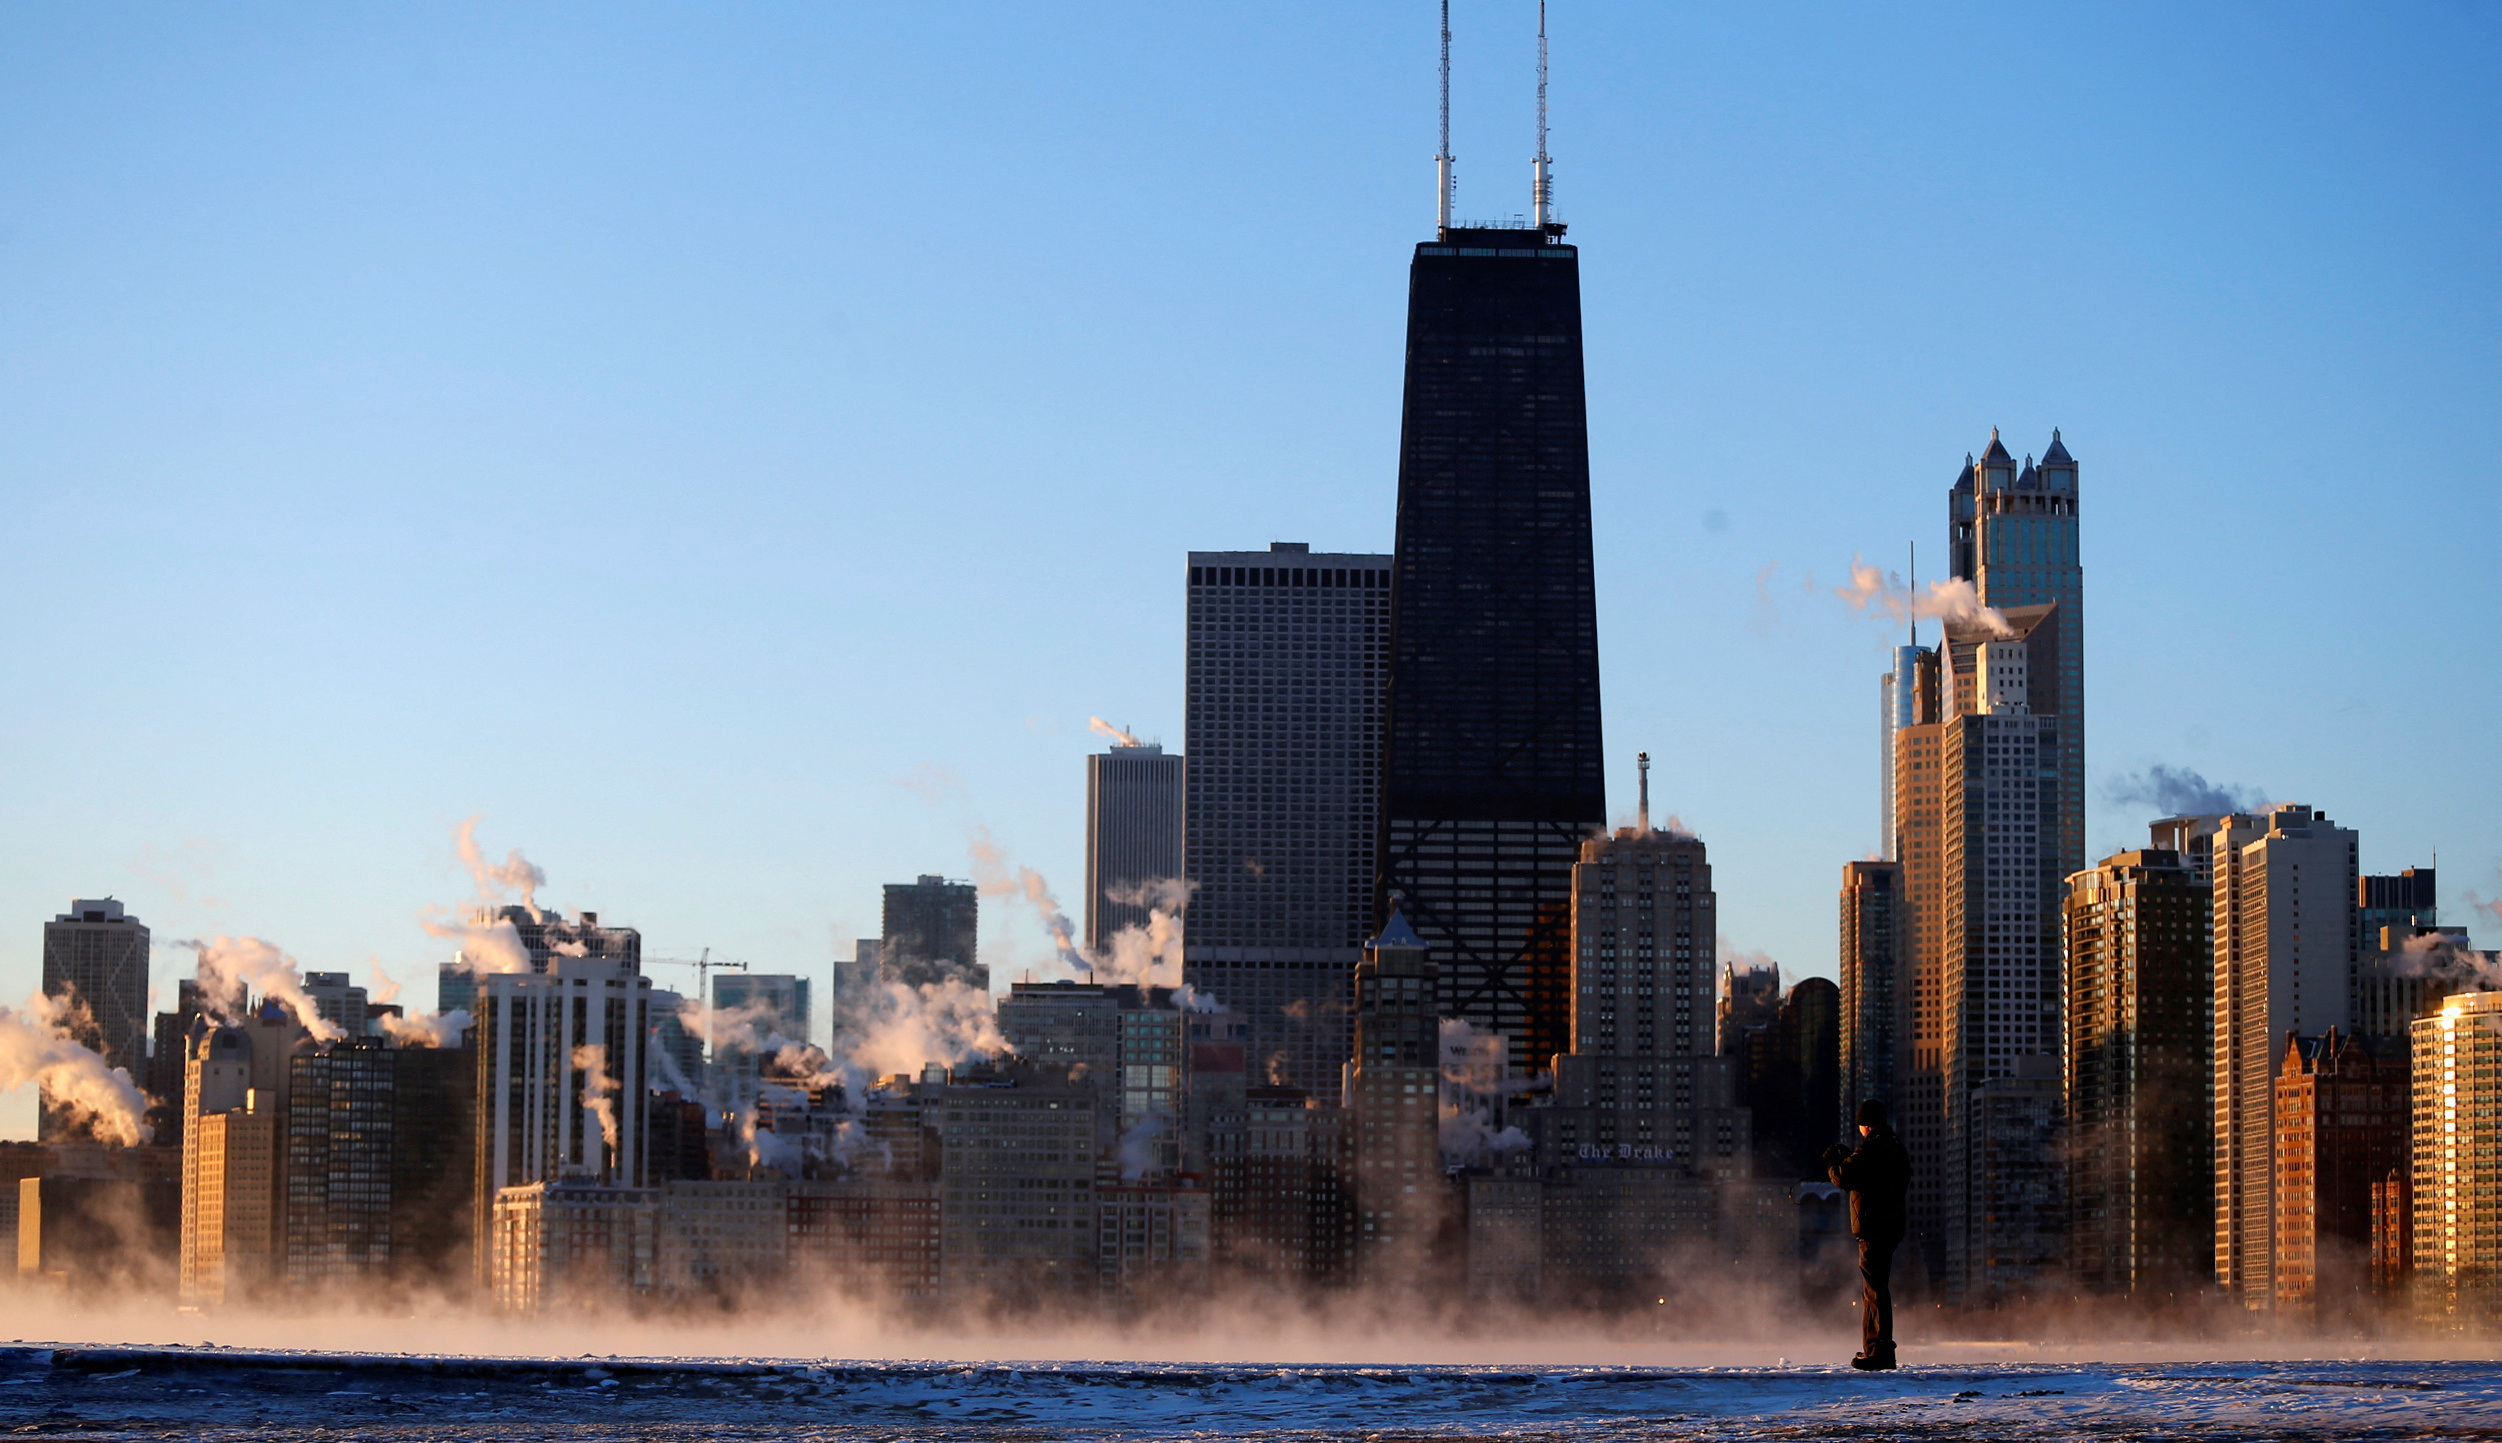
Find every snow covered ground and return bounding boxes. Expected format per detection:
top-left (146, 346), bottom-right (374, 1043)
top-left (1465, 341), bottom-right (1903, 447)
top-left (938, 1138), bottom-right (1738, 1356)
top-left (2, 1344), bottom-right (2498, 1440)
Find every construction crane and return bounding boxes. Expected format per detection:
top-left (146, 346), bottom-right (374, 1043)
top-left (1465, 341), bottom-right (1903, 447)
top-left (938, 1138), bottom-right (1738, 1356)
top-left (644, 948), bottom-right (750, 1001)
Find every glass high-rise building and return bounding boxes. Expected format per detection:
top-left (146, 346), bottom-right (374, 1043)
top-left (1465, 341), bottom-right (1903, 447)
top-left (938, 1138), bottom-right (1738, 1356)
top-left (1379, 224), bottom-right (1605, 1072)
top-left (1182, 544), bottom-right (1391, 1093)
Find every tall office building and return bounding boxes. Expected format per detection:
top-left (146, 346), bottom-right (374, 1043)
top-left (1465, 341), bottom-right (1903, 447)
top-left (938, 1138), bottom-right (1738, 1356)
top-left (880, 876), bottom-right (983, 990)
top-left (1183, 545), bottom-right (1390, 1093)
top-left (41, 899), bottom-right (150, 1142)
top-left (1085, 742), bottom-right (1186, 951)
top-left (1839, 860), bottom-right (1906, 1118)
top-left (2414, 990), bottom-right (2502, 1329)
top-left (2210, 804), bottom-right (2359, 1309)
top-left (282, 1036), bottom-right (476, 1289)
top-left (470, 957), bottom-right (658, 1286)
top-left (1378, 219), bottom-right (1606, 1074)
top-left (2064, 846), bottom-right (2211, 1296)
top-left (2356, 868), bottom-right (2436, 948)
top-left (1949, 431), bottom-right (2084, 889)
top-left (711, 973), bottom-right (812, 1050)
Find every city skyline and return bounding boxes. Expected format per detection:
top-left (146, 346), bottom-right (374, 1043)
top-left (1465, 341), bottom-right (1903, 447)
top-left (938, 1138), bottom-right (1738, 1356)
top-left (4, 4), bottom-right (2501, 1148)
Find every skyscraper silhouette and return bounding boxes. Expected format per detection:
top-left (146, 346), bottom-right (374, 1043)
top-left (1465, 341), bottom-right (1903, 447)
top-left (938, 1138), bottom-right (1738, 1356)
top-left (1378, 222), bottom-right (1605, 1070)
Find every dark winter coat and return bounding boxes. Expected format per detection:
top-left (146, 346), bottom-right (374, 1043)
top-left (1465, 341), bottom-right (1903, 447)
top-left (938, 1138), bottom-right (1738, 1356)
top-left (1826, 1124), bottom-right (1911, 1244)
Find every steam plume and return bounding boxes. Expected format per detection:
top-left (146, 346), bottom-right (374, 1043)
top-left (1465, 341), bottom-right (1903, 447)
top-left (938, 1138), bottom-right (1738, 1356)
top-left (454, 815), bottom-right (545, 921)
top-left (2386, 931), bottom-right (2502, 992)
top-left (2104, 764), bottom-right (2266, 818)
top-left (1438, 1019), bottom-right (1530, 1167)
top-left (381, 1007), bottom-right (472, 1048)
top-left (0, 994), bottom-right (152, 1146)
top-left (573, 1043), bottom-right (621, 1153)
top-left (178, 935), bottom-right (345, 1042)
top-left (968, 827), bottom-right (1087, 974)
top-left (420, 820), bottom-right (542, 977)
top-left (1087, 717), bottom-right (1144, 748)
top-left (367, 960), bottom-right (471, 1047)
top-left (1834, 557), bottom-right (2015, 638)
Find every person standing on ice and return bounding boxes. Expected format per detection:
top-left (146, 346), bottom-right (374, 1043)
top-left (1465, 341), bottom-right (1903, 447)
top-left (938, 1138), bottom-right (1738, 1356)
top-left (1823, 1098), bottom-right (1911, 1371)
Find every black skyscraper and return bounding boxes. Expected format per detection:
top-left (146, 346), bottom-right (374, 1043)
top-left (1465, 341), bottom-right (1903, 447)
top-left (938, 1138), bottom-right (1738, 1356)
top-left (1379, 224), bottom-right (1604, 1070)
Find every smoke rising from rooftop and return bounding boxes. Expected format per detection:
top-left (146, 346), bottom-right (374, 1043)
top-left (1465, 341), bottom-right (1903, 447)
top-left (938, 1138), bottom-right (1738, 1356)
top-left (2104, 764), bottom-right (2267, 818)
top-left (1087, 717), bottom-right (1145, 748)
top-left (177, 935), bottom-right (345, 1043)
top-left (1834, 557), bottom-right (2016, 638)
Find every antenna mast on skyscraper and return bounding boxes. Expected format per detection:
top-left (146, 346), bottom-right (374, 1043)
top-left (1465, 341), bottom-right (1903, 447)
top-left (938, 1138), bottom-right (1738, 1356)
top-left (1437, 0), bottom-right (1454, 233)
top-left (1637, 751), bottom-right (1651, 834)
top-left (1908, 540), bottom-right (1917, 649)
top-left (1532, 0), bottom-right (1552, 228)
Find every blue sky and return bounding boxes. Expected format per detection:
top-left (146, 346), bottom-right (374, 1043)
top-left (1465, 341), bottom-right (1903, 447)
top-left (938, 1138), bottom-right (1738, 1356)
top-left (4, 3), bottom-right (2497, 1135)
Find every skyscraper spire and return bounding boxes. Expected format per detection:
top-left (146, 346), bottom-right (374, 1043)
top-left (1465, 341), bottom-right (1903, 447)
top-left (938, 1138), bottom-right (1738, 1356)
top-left (1637, 751), bottom-right (1651, 834)
top-left (1532, 0), bottom-right (1553, 228)
top-left (1436, 0), bottom-right (1453, 233)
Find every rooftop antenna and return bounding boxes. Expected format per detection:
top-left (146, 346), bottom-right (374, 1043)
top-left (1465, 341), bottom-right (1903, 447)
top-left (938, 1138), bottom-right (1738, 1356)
top-left (1908, 540), bottom-right (1917, 649)
top-left (1637, 751), bottom-right (1651, 834)
top-left (1436, 0), bottom-right (1453, 233)
top-left (1532, 0), bottom-right (1552, 228)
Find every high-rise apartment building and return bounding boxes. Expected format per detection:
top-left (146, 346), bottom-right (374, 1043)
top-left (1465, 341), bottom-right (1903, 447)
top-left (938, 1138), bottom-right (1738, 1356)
top-left (1877, 552), bottom-right (2075, 1301)
top-left (439, 905), bottom-right (639, 1016)
top-left (1085, 742), bottom-right (1185, 952)
top-left (178, 1006), bottom-right (306, 1309)
top-left (880, 875), bottom-right (983, 990)
top-left (2064, 846), bottom-right (2211, 1296)
top-left (41, 899), bottom-right (150, 1142)
top-left (2414, 990), bottom-right (2502, 1330)
top-left (1182, 545), bottom-right (1390, 1093)
top-left (1839, 860), bottom-right (1906, 1119)
top-left (1379, 223), bottom-right (1605, 1075)
top-left (2210, 804), bottom-right (2359, 1309)
top-left (299, 973), bottom-right (369, 1038)
top-left (1347, 913), bottom-right (1443, 1282)
top-left (470, 957), bottom-right (658, 1287)
top-left (1737, 977), bottom-right (1841, 1183)
top-left (933, 1070), bottom-right (1100, 1302)
top-left (2271, 1027), bottom-right (2409, 1324)
top-left (1544, 825), bottom-right (1740, 1170)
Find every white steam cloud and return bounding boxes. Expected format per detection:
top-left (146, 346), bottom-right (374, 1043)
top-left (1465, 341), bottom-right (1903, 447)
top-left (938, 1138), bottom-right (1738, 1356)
top-left (971, 828), bottom-right (1196, 990)
top-left (0, 994), bottom-right (153, 1147)
top-left (421, 818), bottom-right (542, 977)
top-left (2386, 931), bottom-right (2502, 993)
top-left (177, 935), bottom-right (345, 1043)
top-left (573, 1042), bottom-right (622, 1154)
top-left (1834, 556), bottom-right (2016, 638)
top-left (1439, 1019), bottom-right (1531, 1168)
top-left (1087, 717), bottom-right (1145, 748)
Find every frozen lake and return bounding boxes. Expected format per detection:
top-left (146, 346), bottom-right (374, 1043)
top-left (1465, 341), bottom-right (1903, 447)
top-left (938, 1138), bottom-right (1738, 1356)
top-left (3, 1344), bottom-right (2497, 1440)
